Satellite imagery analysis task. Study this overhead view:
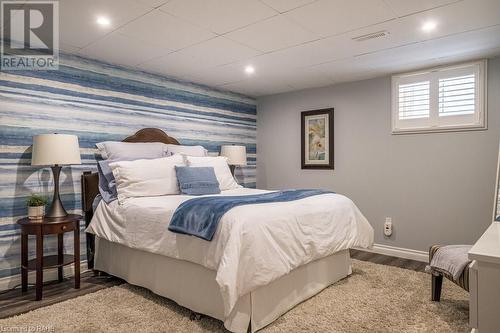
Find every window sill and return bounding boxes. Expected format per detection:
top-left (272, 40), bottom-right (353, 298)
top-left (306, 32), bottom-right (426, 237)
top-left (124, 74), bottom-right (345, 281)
top-left (392, 124), bottom-right (487, 135)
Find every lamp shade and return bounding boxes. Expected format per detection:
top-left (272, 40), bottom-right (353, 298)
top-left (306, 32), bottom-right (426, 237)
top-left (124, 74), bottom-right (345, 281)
top-left (220, 145), bottom-right (247, 166)
top-left (31, 134), bottom-right (81, 166)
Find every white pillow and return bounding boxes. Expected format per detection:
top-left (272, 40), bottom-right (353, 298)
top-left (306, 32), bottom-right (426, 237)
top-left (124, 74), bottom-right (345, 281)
top-left (186, 156), bottom-right (240, 191)
top-left (166, 144), bottom-right (208, 157)
top-left (96, 141), bottom-right (168, 160)
top-left (109, 154), bottom-right (185, 203)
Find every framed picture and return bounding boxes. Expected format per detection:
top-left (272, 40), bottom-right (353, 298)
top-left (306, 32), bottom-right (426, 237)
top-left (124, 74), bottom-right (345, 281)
top-left (301, 108), bottom-right (334, 169)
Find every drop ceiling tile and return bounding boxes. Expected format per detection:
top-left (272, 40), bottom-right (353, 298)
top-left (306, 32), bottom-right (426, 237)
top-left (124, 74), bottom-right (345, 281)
top-left (306, 57), bottom-right (379, 82)
top-left (59, 0), bottom-right (151, 48)
top-left (158, 0), bottom-right (278, 34)
top-left (232, 34), bottom-right (359, 71)
top-left (221, 77), bottom-right (294, 97)
top-left (118, 10), bottom-right (216, 51)
top-left (259, 0), bottom-right (317, 13)
top-left (80, 32), bottom-right (172, 67)
top-left (325, 15), bottom-right (426, 61)
top-left (383, 0), bottom-right (460, 17)
top-left (138, 52), bottom-right (208, 78)
top-left (171, 36), bottom-right (261, 67)
top-left (214, 60), bottom-right (336, 94)
top-left (134, 0), bottom-right (169, 8)
top-left (432, 47), bottom-right (500, 67)
top-left (225, 15), bottom-right (320, 52)
top-left (285, 0), bottom-right (396, 37)
top-left (185, 63), bottom-right (251, 86)
top-left (414, 0), bottom-right (500, 40)
top-left (280, 68), bottom-right (336, 90)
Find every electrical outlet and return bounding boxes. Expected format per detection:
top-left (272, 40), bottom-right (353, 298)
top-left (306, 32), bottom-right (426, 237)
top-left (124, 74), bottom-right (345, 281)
top-left (384, 217), bottom-right (392, 237)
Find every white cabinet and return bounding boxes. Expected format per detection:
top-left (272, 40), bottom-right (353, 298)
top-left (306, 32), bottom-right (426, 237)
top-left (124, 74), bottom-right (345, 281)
top-left (469, 260), bottom-right (478, 329)
top-left (469, 223), bottom-right (500, 333)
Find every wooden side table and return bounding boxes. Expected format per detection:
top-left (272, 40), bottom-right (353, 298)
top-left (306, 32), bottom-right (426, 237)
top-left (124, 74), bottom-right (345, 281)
top-left (17, 214), bottom-right (82, 301)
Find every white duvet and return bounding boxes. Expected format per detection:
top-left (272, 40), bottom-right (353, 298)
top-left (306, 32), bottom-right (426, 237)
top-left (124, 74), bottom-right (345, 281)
top-left (86, 188), bottom-right (374, 316)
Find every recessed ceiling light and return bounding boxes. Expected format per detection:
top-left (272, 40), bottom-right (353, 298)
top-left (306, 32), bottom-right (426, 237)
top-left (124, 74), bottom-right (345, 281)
top-left (422, 21), bottom-right (437, 32)
top-left (96, 16), bottom-right (111, 27)
top-left (245, 65), bottom-right (255, 74)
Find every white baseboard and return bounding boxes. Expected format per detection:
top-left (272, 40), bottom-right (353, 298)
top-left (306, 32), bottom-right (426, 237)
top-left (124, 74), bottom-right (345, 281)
top-left (355, 243), bottom-right (429, 263)
top-left (0, 261), bottom-right (89, 292)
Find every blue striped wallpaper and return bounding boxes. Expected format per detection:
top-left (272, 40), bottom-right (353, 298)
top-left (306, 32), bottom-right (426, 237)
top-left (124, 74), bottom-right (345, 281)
top-left (0, 54), bottom-right (257, 281)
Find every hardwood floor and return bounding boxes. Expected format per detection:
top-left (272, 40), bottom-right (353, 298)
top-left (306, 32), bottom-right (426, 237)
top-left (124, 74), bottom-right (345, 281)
top-left (0, 250), bottom-right (426, 319)
top-left (0, 271), bottom-right (123, 319)
top-left (350, 249), bottom-right (427, 272)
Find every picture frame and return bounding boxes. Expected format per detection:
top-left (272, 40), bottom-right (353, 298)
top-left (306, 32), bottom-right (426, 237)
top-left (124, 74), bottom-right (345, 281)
top-left (301, 108), bottom-right (334, 169)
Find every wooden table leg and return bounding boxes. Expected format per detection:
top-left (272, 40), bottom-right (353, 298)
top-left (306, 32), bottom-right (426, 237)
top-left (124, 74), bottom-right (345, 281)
top-left (35, 229), bottom-right (43, 301)
top-left (58, 233), bottom-right (64, 282)
top-left (21, 232), bottom-right (28, 293)
top-left (74, 221), bottom-right (80, 289)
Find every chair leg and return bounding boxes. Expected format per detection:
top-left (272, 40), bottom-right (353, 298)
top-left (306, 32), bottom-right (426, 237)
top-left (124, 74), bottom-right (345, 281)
top-left (432, 274), bottom-right (443, 302)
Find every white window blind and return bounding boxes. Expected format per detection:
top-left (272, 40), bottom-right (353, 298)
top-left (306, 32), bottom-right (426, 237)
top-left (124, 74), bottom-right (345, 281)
top-left (438, 74), bottom-right (475, 117)
top-left (392, 60), bottom-right (486, 134)
top-left (398, 81), bottom-right (430, 119)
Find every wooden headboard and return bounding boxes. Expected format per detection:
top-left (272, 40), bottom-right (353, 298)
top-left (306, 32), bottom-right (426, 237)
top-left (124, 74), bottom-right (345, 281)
top-left (81, 128), bottom-right (180, 269)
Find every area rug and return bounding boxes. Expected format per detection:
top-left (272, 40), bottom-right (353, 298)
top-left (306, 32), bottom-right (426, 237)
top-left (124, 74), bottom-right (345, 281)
top-left (0, 259), bottom-right (469, 332)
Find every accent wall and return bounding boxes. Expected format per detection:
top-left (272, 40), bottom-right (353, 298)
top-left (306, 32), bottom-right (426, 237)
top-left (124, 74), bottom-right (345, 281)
top-left (0, 54), bottom-right (256, 284)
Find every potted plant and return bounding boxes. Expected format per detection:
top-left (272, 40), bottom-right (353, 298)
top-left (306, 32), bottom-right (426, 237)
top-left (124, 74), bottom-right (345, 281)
top-left (27, 194), bottom-right (48, 220)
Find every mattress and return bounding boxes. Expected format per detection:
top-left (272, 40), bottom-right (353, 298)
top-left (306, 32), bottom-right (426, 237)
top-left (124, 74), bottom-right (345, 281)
top-left (86, 187), bottom-right (374, 315)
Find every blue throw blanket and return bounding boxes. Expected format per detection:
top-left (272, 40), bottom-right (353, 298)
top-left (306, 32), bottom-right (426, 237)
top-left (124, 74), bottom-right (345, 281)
top-left (168, 189), bottom-right (333, 241)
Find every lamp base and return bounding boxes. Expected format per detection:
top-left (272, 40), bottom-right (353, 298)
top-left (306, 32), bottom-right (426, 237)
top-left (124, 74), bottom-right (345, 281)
top-left (46, 197), bottom-right (68, 218)
top-left (45, 165), bottom-right (68, 218)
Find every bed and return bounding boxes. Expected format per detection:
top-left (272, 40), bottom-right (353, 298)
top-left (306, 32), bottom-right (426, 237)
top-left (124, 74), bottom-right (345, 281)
top-left (81, 128), bottom-right (374, 333)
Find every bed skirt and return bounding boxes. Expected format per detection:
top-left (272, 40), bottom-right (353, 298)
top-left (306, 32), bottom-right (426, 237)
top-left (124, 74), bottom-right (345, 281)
top-left (94, 237), bottom-right (352, 332)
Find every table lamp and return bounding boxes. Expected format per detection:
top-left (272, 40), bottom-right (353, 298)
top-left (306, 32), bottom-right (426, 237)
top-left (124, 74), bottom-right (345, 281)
top-left (220, 145), bottom-right (247, 176)
top-left (31, 134), bottom-right (81, 218)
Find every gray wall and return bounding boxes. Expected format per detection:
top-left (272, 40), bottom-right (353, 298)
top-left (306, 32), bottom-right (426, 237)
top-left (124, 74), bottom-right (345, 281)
top-left (257, 57), bottom-right (500, 252)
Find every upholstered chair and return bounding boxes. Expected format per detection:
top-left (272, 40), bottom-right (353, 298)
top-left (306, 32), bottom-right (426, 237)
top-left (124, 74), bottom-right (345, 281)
top-left (429, 245), bottom-right (471, 301)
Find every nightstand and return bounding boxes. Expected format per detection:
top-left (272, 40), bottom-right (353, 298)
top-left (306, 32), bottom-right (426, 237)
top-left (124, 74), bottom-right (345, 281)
top-left (17, 214), bottom-right (82, 300)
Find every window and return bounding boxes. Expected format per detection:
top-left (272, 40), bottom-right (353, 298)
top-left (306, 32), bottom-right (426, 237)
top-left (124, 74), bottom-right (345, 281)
top-left (392, 60), bottom-right (486, 134)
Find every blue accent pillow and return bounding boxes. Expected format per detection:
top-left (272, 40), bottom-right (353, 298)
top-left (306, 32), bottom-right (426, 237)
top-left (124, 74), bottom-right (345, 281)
top-left (97, 160), bottom-right (118, 204)
top-left (175, 166), bottom-right (221, 196)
